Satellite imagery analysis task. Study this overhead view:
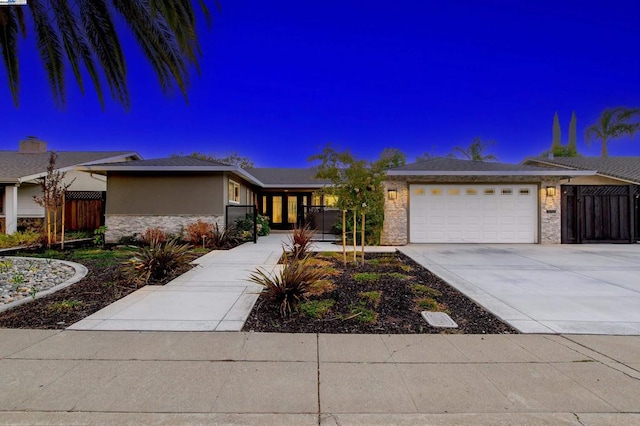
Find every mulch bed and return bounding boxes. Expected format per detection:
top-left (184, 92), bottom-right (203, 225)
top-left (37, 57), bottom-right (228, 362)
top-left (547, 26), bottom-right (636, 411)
top-left (0, 250), bottom-right (199, 330)
top-left (243, 251), bottom-right (516, 334)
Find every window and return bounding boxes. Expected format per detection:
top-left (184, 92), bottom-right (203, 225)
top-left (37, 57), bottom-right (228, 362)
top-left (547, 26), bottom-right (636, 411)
top-left (324, 194), bottom-right (338, 207)
top-left (228, 180), bottom-right (240, 203)
top-left (466, 188), bottom-right (478, 195)
top-left (519, 188), bottom-right (530, 195)
top-left (448, 188), bottom-right (460, 196)
top-left (501, 189), bottom-right (513, 195)
top-left (484, 189), bottom-right (495, 195)
top-left (262, 196), bottom-right (267, 215)
top-left (414, 188), bottom-right (426, 196)
top-left (272, 196), bottom-right (283, 223)
top-left (430, 188), bottom-right (442, 196)
top-left (0, 186), bottom-right (4, 214)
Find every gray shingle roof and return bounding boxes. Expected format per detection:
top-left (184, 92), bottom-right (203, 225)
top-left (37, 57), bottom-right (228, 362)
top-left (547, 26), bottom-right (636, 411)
top-left (246, 168), bottom-right (330, 187)
top-left (389, 157), bottom-right (566, 173)
top-left (524, 157), bottom-right (640, 184)
top-left (88, 156), bottom-right (229, 168)
top-left (0, 150), bottom-right (139, 182)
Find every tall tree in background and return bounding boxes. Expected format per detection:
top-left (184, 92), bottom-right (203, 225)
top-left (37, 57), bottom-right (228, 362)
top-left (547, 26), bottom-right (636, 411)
top-left (0, 1), bottom-right (212, 108)
top-left (567, 111), bottom-right (578, 156)
top-left (452, 137), bottom-right (497, 161)
top-left (586, 107), bottom-right (640, 157)
top-left (551, 112), bottom-right (562, 155)
top-left (171, 151), bottom-right (255, 168)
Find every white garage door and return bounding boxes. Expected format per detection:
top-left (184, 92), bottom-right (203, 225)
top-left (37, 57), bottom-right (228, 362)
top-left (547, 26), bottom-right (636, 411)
top-left (409, 184), bottom-right (538, 243)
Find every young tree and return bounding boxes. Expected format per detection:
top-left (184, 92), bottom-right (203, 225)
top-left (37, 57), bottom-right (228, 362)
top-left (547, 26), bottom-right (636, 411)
top-left (309, 145), bottom-right (402, 261)
top-left (0, 1), bottom-right (211, 108)
top-left (586, 107), bottom-right (640, 157)
top-left (33, 152), bottom-right (74, 247)
top-left (452, 137), bottom-right (498, 161)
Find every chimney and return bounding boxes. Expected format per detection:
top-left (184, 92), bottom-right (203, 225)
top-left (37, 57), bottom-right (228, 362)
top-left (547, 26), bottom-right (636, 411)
top-left (19, 137), bottom-right (47, 154)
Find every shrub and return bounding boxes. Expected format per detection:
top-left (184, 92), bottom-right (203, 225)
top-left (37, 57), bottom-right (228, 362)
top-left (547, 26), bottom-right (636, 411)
top-left (412, 284), bottom-right (442, 298)
top-left (416, 297), bottom-right (439, 311)
top-left (125, 239), bottom-right (192, 285)
top-left (353, 272), bottom-right (380, 283)
top-left (140, 227), bottom-right (167, 246)
top-left (306, 279), bottom-right (336, 296)
top-left (248, 254), bottom-right (326, 317)
top-left (359, 290), bottom-right (382, 307)
top-left (235, 214), bottom-right (271, 238)
top-left (284, 223), bottom-right (315, 260)
top-left (186, 220), bottom-right (214, 246)
top-left (209, 223), bottom-right (242, 249)
top-left (299, 299), bottom-right (336, 318)
top-left (385, 272), bottom-right (407, 280)
top-left (347, 304), bottom-right (377, 324)
top-left (0, 230), bottom-right (43, 249)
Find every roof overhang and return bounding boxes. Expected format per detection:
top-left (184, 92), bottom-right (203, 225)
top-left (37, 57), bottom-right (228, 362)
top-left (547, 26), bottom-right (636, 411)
top-left (386, 170), bottom-right (597, 177)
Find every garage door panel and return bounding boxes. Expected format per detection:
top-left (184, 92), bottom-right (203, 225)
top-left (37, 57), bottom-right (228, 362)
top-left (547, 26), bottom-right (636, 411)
top-left (410, 184), bottom-right (538, 243)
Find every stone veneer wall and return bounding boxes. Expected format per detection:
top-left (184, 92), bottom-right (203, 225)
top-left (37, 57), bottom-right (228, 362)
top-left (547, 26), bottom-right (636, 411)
top-left (105, 215), bottom-right (224, 243)
top-left (380, 176), bottom-right (562, 245)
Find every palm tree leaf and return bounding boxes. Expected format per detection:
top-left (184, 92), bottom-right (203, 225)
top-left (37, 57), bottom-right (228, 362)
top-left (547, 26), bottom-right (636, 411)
top-left (78, 0), bottom-right (129, 108)
top-left (0, 8), bottom-right (22, 106)
top-left (30, 0), bottom-right (66, 106)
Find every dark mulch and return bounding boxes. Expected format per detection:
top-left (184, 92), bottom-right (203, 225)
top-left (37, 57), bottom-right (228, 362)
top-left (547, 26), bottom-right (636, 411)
top-left (243, 251), bottom-right (516, 334)
top-left (0, 249), bottom-right (200, 330)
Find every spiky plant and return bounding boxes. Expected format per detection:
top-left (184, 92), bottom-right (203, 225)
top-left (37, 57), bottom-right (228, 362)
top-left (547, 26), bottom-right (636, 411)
top-left (209, 223), bottom-right (242, 249)
top-left (0, 0), bottom-right (212, 108)
top-left (125, 238), bottom-right (192, 285)
top-left (248, 254), bottom-right (326, 317)
top-left (285, 223), bottom-right (315, 260)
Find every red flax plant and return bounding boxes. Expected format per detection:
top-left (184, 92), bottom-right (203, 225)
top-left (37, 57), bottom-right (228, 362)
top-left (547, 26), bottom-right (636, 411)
top-left (33, 152), bottom-right (74, 248)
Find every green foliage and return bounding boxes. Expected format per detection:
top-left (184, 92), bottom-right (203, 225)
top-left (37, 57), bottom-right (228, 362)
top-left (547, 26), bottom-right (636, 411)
top-left (452, 137), bottom-right (497, 162)
top-left (235, 214), bottom-right (270, 238)
top-left (284, 223), bottom-right (315, 260)
top-left (310, 144), bottom-right (405, 245)
top-left (412, 284), bottom-right (442, 298)
top-left (353, 272), bottom-right (380, 283)
top-left (0, 259), bottom-right (13, 273)
top-left (248, 254), bottom-right (327, 317)
top-left (0, 230), bottom-right (42, 249)
top-left (48, 300), bottom-right (83, 313)
top-left (385, 272), bottom-right (407, 280)
top-left (299, 299), bottom-right (336, 318)
top-left (359, 290), bottom-right (382, 306)
top-left (552, 111), bottom-right (562, 150)
top-left (93, 226), bottom-right (107, 248)
top-left (117, 233), bottom-right (139, 245)
top-left (416, 297), bottom-right (439, 311)
top-left (125, 239), bottom-right (192, 285)
top-left (568, 111), bottom-right (578, 156)
top-left (586, 107), bottom-right (640, 157)
top-left (208, 223), bottom-right (243, 249)
top-left (347, 304), bottom-right (377, 324)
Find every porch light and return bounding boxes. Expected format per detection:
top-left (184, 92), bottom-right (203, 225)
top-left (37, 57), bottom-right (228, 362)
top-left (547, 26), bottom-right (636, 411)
top-left (545, 186), bottom-right (556, 197)
top-left (388, 189), bottom-right (397, 200)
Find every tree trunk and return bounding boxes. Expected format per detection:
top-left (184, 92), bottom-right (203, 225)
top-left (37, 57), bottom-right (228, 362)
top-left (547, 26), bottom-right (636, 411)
top-left (353, 210), bottom-right (356, 264)
top-left (361, 212), bottom-right (365, 266)
top-left (342, 210), bottom-right (346, 266)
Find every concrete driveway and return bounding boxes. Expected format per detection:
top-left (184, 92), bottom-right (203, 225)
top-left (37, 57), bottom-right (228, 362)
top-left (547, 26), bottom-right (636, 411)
top-left (399, 244), bottom-right (640, 335)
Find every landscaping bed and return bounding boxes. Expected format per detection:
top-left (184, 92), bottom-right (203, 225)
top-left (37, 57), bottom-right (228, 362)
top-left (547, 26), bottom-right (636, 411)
top-left (243, 251), bottom-right (516, 334)
top-left (0, 247), bottom-right (203, 329)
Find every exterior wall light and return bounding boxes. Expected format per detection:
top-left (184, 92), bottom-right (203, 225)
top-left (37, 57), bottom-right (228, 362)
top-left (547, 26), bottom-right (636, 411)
top-left (546, 186), bottom-right (556, 197)
top-left (388, 189), bottom-right (397, 200)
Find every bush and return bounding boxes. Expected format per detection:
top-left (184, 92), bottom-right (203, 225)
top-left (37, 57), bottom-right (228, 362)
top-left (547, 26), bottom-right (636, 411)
top-left (140, 227), bottom-right (167, 246)
top-left (235, 214), bottom-right (271, 238)
top-left (299, 299), bottom-right (336, 318)
top-left (186, 220), bottom-right (214, 246)
top-left (284, 223), bottom-right (314, 260)
top-left (124, 239), bottom-right (192, 285)
top-left (0, 231), bottom-right (43, 249)
top-left (209, 223), bottom-right (243, 249)
top-left (248, 254), bottom-right (326, 317)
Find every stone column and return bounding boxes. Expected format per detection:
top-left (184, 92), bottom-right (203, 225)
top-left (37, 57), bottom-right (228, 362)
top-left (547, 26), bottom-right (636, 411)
top-left (540, 179), bottom-right (561, 244)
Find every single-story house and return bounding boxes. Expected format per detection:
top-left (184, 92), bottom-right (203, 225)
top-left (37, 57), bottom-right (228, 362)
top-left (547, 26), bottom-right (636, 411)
top-left (0, 139), bottom-right (139, 235)
top-left (81, 155), bottom-right (604, 245)
top-left (523, 156), bottom-right (640, 243)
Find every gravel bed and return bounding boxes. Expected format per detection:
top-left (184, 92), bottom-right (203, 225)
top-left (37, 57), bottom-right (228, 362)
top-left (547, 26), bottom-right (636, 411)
top-left (0, 257), bottom-right (76, 307)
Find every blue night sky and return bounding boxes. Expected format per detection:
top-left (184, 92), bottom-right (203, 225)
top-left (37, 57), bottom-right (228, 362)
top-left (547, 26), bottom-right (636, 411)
top-left (1, 1), bottom-right (639, 166)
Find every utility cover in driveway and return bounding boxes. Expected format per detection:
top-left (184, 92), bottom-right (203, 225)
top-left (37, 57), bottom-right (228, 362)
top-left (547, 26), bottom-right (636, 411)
top-left (421, 311), bottom-right (458, 328)
top-left (409, 184), bottom-right (538, 243)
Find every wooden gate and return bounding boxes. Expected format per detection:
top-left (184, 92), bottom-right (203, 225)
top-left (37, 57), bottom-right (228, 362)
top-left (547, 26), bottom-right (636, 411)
top-left (561, 185), bottom-right (639, 243)
top-left (64, 191), bottom-right (106, 231)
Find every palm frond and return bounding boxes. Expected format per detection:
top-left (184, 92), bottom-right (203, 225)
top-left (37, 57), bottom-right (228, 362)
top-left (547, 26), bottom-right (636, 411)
top-left (0, 7), bottom-right (22, 106)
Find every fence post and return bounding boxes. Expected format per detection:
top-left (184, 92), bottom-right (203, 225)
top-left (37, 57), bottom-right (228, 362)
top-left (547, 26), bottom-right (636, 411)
top-left (253, 205), bottom-right (258, 244)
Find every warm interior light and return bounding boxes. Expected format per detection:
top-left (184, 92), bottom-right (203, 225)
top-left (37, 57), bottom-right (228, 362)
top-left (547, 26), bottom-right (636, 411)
top-left (388, 189), bottom-right (397, 200)
top-left (546, 186), bottom-right (556, 197)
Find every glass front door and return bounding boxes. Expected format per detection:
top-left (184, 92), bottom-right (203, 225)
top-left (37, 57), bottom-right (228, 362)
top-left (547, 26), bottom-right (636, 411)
top-left (260, 193), bottom-right (309, 230)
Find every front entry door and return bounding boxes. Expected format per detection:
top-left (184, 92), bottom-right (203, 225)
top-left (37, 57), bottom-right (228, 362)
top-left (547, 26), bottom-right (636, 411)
top-left (261, 193), bottom-right (308, 230)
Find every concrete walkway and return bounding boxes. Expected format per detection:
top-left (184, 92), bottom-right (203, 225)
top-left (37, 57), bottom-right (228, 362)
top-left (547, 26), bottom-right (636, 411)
top-left (400, 244), bottom-right (640, 335)
top-left (1, 330), bottom-right (639, 424)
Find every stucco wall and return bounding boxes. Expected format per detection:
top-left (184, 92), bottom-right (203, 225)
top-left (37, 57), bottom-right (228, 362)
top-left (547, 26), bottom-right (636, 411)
top-left (381, 175), bottom-right (562, 245)
top-left (563, 175), bottom-right (630, 185)
top-left (105, 215), bottom-right (224, 242)
top-left (107, 173), bottom-right (225, 216)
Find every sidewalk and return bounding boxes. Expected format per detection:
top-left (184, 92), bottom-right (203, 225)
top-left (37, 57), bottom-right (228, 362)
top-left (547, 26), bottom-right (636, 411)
top-left (1, 330), bottom-right (639, 424)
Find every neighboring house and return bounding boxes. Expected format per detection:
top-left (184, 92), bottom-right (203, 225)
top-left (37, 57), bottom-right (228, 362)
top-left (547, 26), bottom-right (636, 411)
top-left (380, 158), bottom-right (594, 245)
top-left (0, 139), bottom-right (140, 235)
top-left (523, 156), bottom-right (640, 243)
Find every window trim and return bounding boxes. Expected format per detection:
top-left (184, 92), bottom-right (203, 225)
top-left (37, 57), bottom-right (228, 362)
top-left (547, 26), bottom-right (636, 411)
top-left (228, 179), bottom-right (241, 204)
